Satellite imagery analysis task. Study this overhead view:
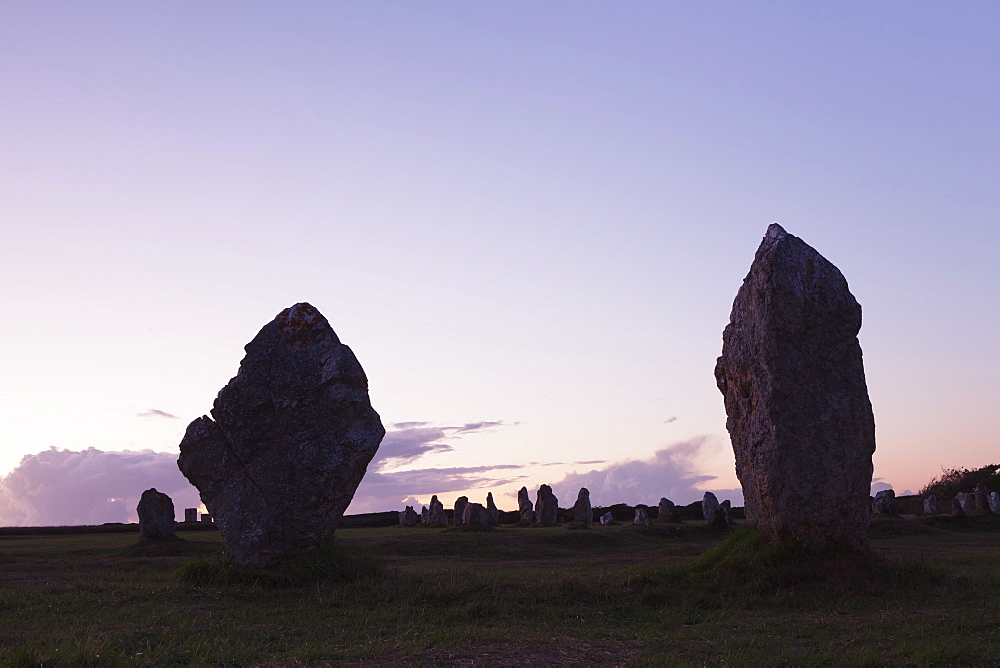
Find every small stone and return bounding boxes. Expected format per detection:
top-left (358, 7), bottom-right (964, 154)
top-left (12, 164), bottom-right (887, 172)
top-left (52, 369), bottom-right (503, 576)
top-left (399, 506), bottom-right (419, 526)
top-left (974, 484), bottom-right (991, 514)
top-left (633, 507), bottom-right (651, 526)
top-left (517, 486), bottom-right (534, 525)
top-left (571, 488), bottom-right (593, 525)
top-left (923, 495), bottom-right (938, 515)
top-left (657, 498), bottom-right (682, 523)
top-left (453, 496), bottom-right (469, 527)
top-left (990, 492), bottom-right (1000, 514)
top-left (137, 488), bottom-right (175, 540)
top-left (420, 506), bottom-right (428, 525)
top-left (957, 492), bottom-right (975, 516)
top-left (702, 492), bottom-right (730, 528)
top-left (600, 511), bottom-right (616, 525)
top-left (951, 496), bottom-right (966, 517)
top-left (462, 502), bottom-right (490, 530)
top-left (184, 508), bottom-right (198, 523)
top-left (873, 490), bottom-right (897, 515)
top-left (534, 485), bottom-right (558, 526)
top-left (427, 495), bottom-right (449, 527)
top-left (486, 492), bottom-right (500, 525)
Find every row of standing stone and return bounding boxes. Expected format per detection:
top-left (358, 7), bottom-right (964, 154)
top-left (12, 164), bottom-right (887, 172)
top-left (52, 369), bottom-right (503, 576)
top-left (872, 487), bottom-right (1000, 517)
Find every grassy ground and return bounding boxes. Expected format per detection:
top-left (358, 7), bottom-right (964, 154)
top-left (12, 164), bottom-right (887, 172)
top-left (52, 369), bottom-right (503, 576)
top-left (1, 516), bottom-right (999, 666)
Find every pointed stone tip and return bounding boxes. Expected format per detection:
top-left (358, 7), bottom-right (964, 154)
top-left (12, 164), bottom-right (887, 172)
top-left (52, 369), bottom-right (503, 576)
top-left (766, 223), bottom-right (788, 238)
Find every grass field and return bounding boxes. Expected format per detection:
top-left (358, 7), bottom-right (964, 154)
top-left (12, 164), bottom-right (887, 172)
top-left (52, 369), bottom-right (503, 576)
top-left (1, 515), bottom-right (999, 666)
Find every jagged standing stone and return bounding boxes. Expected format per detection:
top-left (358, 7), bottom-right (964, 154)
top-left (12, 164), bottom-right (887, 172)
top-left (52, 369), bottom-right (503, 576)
top-left (957, 492), bottom-right (975, 516)
top-left (633, 507), bottom-right (651, 526)
top-left (923, 495), bottom-right (938, 515)
top-left (420, 506), bottom-right (428, 525)
top-left (177, 303), bottom-right (385, 567)
top-left (534, 484), bottom-right (558, 526)
top-left (399, 506), bottom-right (419, 526)
top-left (873, 489), bottom-right (897, 515)
top-left (702, 492), bottom-right (730, 529)
top-left (453, 496), bottom-right (469, 527)
top-left (600, 511), bottom-right (616, 525)
top-left (715, 224), bottom-right (875, 550)
top-left (657, 498), bottom-right (682, 523)
top-left (462, 502), bottom-right (490, 530)
top-left (137, 488), bottom-right (175, 540)
top-left (517, 486), bottom-right (534, 525)
top-left (486, 492), bottom-right (500, 525)
top-left (427, 495), bottom-right (449, 528)
top-left (571, 488), bottom-right (593, 525)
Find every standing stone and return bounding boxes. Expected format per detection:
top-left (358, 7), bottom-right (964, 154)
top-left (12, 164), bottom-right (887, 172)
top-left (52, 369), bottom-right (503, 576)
top-left (600, 511), bottom-right (616, 525)
top-left (486, 492), bottom-right (500, 525)
top-left (137, 488), bottom-right (175, 540)
top-left (534, 484), bottom-right (558, 526)
top-left (974, 484), bottom-right (991, 514)
top-left (420, 506), bottom-right (429, 525)
top-left (184, 508), bottom-right (198, 523)
top-left (571, 488), bottom-right (593, 525)
top-left (200, 513), bottom-right (213, 523)
top-left (951, 496), bottom-right (966, 517)
top-left (990, 492), bottom-right (1000, 514)
top-left (399, 506), bottom-right (419, 526)
top-left (517, 486), bottom-right (534, 525)
top-left (453, 496), bottom-right (469, 527)
top-left (702, 492), bottom-right (730, 529)
top-left (957, 492), bottom-right (975, 516)
top-left (715, 224), bottom-right (876, 550)
top-left (462, 502), bottom-right (491, 529)
top-left (873, 490), bottom-right (897, 515)
top-left (634, 507), bottom-right (651, 526)
top-left (923, 495), bottom-right (938, 515)
top-left (657, 498), bottom-right (682, 523)
top-left (177, 303), bottom-right (385, 567)
top-left (427, 495), bottom-right (449, 527)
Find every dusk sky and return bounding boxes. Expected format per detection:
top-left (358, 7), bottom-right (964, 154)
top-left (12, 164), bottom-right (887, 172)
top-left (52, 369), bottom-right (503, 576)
top-left (2, 3), bottom-right (997, 524)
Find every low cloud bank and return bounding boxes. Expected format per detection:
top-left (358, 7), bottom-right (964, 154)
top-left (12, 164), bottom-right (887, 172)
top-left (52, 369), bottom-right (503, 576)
top-left (549, 438), bottom-right (744, 508)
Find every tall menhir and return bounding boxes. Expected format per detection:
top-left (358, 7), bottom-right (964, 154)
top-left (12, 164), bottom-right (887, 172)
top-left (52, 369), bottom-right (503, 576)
top-left (178, 303), bottom-right (385, 567)
top-left (715, 224), bottom-right (875, 550)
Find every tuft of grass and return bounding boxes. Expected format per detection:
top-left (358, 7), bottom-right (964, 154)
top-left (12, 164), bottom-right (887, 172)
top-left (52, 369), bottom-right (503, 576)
top-left (177, 537), bottom-right (384, 587)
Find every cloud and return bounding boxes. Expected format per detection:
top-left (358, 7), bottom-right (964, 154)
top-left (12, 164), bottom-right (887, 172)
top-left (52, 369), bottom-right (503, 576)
top-left (0, 447), bottom-right (200, 527)
top-left (547, 437), bottom-right (744, 508)
top-left (664, 416), bottom-right (678, 424)
top-left (137, 409), bottom-right (178, 419)
top-left (367, 421), bottom-right (507, 472)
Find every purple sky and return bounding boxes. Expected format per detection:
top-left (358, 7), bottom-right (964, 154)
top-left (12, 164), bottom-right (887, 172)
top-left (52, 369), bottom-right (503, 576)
top-left (1, 3), bottom-right (997, 524)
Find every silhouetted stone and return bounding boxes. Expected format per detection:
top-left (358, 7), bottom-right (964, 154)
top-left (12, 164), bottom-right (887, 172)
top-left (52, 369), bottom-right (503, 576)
top-left (486, 492), bottom-right (500, 525)
top-left (420, 506), bottom-right (428, 525)
top-left (200, 513), bottom-right (213, 523)
top-left (702, 492), bottom-right (730, 528)
top-left (399, 506), bottom-right (419, 526)
top-left (137, 488), bottom-right (175, 540)
top-left (873, 490), bottom-right (897, 515)
top-left (990, 492), bottom-right (1000, 514)
top-left (957, 492), bottom-right (975, 516)
top-left (453, 496), bottom-right (469, 527)
top-left (517, 486), bottom-right (534, 525)
top-left (534, 484), bottom-right (558, 526)
top-left (184, 508), bottom-right (198, 523)
top-left (923, 495), bottom-right (938, 515)
top-left (715, 224), bottom-right (875, 550)
top-left (462, 502), bottom-right (490, 529)
top-left (633, 507), bottom-right (651, 526)
top-left (571, 488), bottom-right (593, 525)
top-left (657, 498), bottom-right (682, 523)
top-left (951, 496), bottom-right (966, 517)
top-left (974, 484), bottom-right (991, 514)
top-left (177, 303), bottom-right (386, 567)
top-left (427, 495), bottom-right (449, 527)
top-left (600, 511), bottom-right (616, 525)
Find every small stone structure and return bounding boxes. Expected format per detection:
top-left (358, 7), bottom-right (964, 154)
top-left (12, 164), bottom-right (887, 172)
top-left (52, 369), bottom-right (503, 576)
top-left (517, 486), bottom-right (534, 525)
top-left (399, 506), bottom-right (419, 526)
top-left (486, 493), bottom-right (500, 525)
top-left (534, 485), bottom-right (558, 526)
top-left (200, 514), bottom-right (213, 523)
top-left (137, 488), bottom-right (175, 540)
top-left (462, 503), bottom-right (490, 529)
top-left (974, 484), bottom-right (991, 514)
top-left (657, 498), bottom-right (682, 523)
top-left (420, 506), bottom-right (428, 525)
top-left (427, 495), bottom-right (449, 527)
top-left (957, 492), bottom-right (975, 516)
top-left (600, 511), bottom-right (615, 525)
top-left (951, 496), bottom-right (966, 517)
top-left (571, 488), bottom-right (593, 525)
top-left (873, 490), bottom-right (897, 515)
top-left (633, 507), bottom-right (651, 526)
top-left (453, 496), bottom-right (469, 527)
top-left (184, 508), bottom-right (198, 523)
top-left (923, 495), bottom-right (938, 515)
top-left (702, 492), bottom-right (730, 528)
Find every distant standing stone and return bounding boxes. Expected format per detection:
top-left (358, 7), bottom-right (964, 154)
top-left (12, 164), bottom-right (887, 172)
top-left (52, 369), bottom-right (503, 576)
top-left (957, 492), bottom-right (975, 516)
top-left (177, 303), bottom-right (385, 567)
top-left (657, 498), bottom-right (682, 523)
top-left (184, 508), bottom-right (198, 523)
top-left (873, 490), bottom-right (897, 515)
top-left (137, 488), bottom-right (175, 540)
top-left (974, 484), bottom-right (991, 514)
top-left (462, 502), bottom-right (490, 530)
top-left (990, 492), bottom-right (1000, 514)
top-left (486, 492), bottom-right (500, 525)
top-left (534, 484), bottom-right (558, 526)
top-left (923, 495), bottom-right (938, 515)
top-left (715, 224), bottom-right (875, 550)
top-left (427, 495), bottom-right (449, 528)
top-left (399, 506), bottom-right (419, 526)
top-left (420, 506), bottom-right (428, 525)
top-left (600, 511), bottom-right (616, 525)
top-left (518, 486), bottom-right (534, 525)
top-left (633, 507), bottom-right (651, 526)
top-left (951, 496), bottom-right (966, 517)
top-left (702, 492), bottom-right (730, 529)
top-left (453, 496), bottom-right (469, 527)
top-left (571, 488), bottom-right (593, 525)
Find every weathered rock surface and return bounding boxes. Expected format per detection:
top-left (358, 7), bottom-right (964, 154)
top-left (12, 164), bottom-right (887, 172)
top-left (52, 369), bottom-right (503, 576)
top-left (517, 486), bottom-right (534, 525)
top-left (453, 496), bottom-right (469, 527)
top-left (957, 492), bottom-right (975, 516)
top-left (873, 489), bottom-right (897, 515)
top-left (657, 498), bottom-right (682, 523)
top-left (974, 484), bottom-right (991, 514)
top-left (462, 502), bottom-right (491, 529)
top-left (990, 492), bottom-right (1000, 514)
top-left (486, 492), bottom-right (500, 525)
top-left (420, 506), bottom-right (428, 525)
top-left (137, 488), bottom-right (175, 540)
top-left (177, 303), bottom-right (385, 567)
top-left (427, 495), bottom-right (449, 527)
top-left (633, 507), bottom-right (651, 526)
top-left (951, 496), bottom-right (966, 517)
top-left (715, 224), bottom-right (875, 550)
top-left (571, 488), bottom-right (593, 525)
top-left (600, 511), bottom-right (616, 525)
top-left (923, 495), bottom-right (938, 515)
top-left (534, 484), bottom-right (558, 526)
top-left (702, 492), bottom-right (730, 529)
top-left (399, 506), bottom-right (419, 526)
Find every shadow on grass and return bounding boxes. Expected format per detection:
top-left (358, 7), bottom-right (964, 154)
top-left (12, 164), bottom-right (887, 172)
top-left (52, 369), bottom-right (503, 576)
top-left (120, 536), bottom-right (217, 558)
top-left (176, 538), bottom-right (384, 587)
